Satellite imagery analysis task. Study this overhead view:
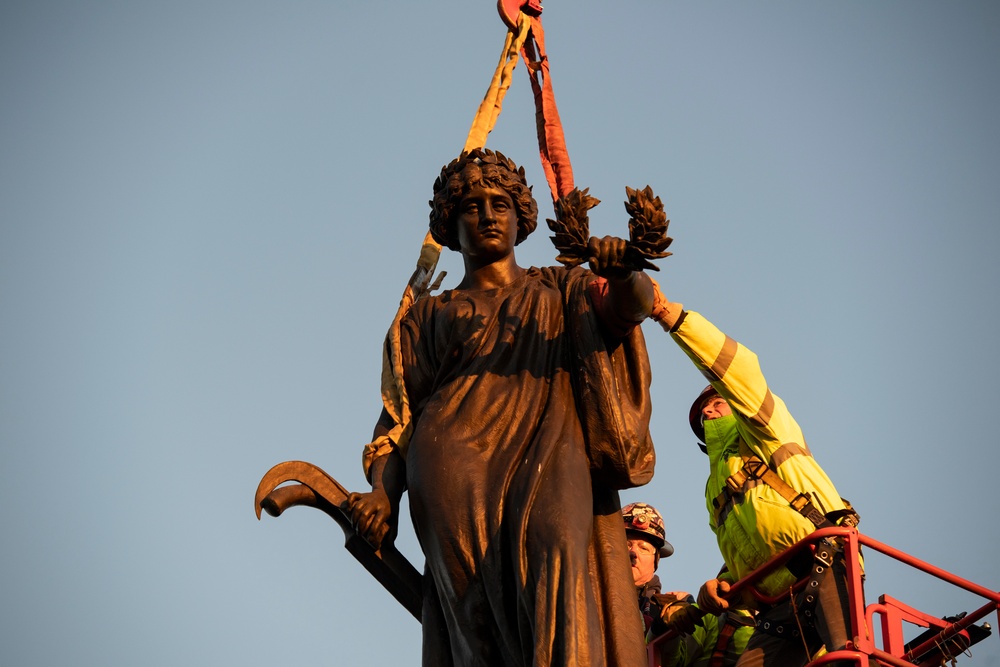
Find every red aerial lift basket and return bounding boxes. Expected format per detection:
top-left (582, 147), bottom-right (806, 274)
top-left (647, 526), bottom-right (998, 667)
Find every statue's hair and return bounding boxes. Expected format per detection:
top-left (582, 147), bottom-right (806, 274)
top-left (429, 148), bottom-right (538, 251)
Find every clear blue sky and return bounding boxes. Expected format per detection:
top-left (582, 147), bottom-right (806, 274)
top-left (2, 1), bottom-right (998, 665)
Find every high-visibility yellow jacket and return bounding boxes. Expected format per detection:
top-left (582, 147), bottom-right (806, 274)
top-left (657, 305), bottom-right (849, 597)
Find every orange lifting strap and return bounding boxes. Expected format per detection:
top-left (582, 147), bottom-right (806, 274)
top-left (494, 0), bottom-right (575, 201)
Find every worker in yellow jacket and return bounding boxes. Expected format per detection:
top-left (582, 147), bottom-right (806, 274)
top-left (651, 291), bottom-right (862, 667)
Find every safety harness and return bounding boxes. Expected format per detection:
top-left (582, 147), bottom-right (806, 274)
top-left (711, 439), bottom-right (861, 645)
top-left (706, 611), bottom-right (755, 667)
top-left (711, 438), bottom-right (859, 531)
top-left (707, 619), bottom-right (739, 667)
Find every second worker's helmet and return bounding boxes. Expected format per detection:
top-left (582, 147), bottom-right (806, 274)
top-left (622, 502), bottom-right (674, 558)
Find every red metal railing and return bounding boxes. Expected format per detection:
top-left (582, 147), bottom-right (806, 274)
top-left (647, 527), bottom-right (999, 667)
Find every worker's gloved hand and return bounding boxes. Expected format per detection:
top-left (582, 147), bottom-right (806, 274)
top-left (663, 590), bottom-right (693, 601)
top-left (697, 578), bottom-right (731, 615)
top-left (661, 600), bottom-right (701, 635)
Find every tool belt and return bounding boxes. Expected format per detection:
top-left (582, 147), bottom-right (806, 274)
top-left (755, 538), bottom-right (843, 638)
top-left (711, 440), bottom-right (860, 531)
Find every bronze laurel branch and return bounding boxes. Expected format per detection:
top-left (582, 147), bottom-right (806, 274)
top-left (547, 186), bottom-right (672, 271)
top-left (623, 185), bottom-right (672, 272)
top-left (546, 187), bottom-right (600, 267)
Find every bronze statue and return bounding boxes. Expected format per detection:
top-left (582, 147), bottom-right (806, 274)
top-left (346, 148), bottom-right (659, 665)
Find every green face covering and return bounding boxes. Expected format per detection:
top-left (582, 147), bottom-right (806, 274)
top-left (703, 413), bottom-right (740, 462)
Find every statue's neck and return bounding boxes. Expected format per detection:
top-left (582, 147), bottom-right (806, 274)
top-left (457, 255), bottom-right (525, 291)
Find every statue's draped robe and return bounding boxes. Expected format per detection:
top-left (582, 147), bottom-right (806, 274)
top-left (394, 265), bottom-right (653, 667)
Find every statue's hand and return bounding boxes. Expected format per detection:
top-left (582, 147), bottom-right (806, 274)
top-left (346, 488), bottom-right (397, 550)
top-left (587, 235), bottom-right (631, 279)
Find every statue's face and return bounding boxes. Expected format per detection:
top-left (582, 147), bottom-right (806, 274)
top-left (455, 184), bottom-right (519, 262)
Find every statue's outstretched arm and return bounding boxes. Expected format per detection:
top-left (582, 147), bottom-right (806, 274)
top-left (588, 235), bottom-right (655, 325)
